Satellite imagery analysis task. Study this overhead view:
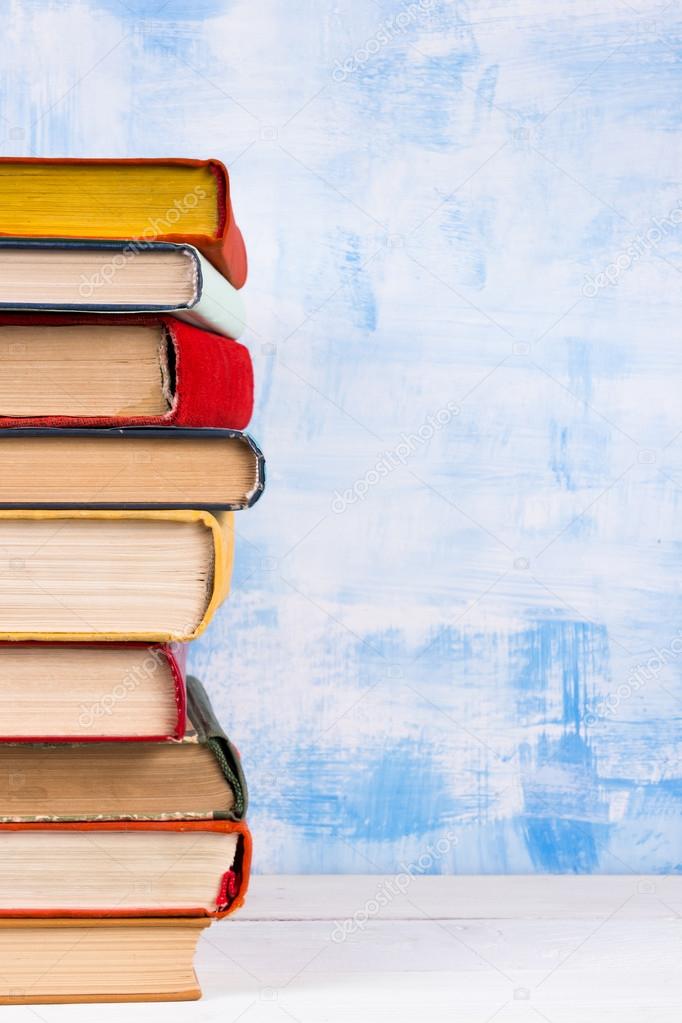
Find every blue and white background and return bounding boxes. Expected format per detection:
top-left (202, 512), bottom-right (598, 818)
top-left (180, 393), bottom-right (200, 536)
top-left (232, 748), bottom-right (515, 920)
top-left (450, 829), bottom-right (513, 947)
top-left (6, 0), bottom-right (682, 873)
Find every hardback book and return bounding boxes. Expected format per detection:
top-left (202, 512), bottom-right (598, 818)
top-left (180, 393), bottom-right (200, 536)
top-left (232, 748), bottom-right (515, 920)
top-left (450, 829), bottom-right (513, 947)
top-left (0, 508), bottom-right (233, 642)
top-left (0, 917), bottom-right (211, 1003)
top-left (0, 676), bottom-right (247, 821)
top-left (0, 240), bottom-right (247, 339)
top-left (0, 157), bottom-right (246, 287)
top-left (0, 314), bottom-right (254, 429)
top-left (0, 642), bottom-right (188, 740)
top-left (0, 819), bottom-right (251, 917)
top-left (0, 427), bottom-right (265, 508)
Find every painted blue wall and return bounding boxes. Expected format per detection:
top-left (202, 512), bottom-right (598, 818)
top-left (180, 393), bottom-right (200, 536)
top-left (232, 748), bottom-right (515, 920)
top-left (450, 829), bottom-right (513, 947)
top-left (5, 0), bottom-right (682, 873)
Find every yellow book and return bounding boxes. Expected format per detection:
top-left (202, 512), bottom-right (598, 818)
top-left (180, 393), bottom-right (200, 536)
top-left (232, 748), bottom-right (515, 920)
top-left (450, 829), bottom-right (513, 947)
top-left (0, 508), bottom-right (233, 642)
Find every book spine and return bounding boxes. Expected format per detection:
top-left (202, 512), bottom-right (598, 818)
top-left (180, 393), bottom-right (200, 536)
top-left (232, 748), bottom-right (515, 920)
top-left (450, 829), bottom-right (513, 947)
top-left (209, 159), bottom-right (248, 288)
top-left (169, 318), bottom-right (254, 429)
top-left (165, 645), bottom-right (187, 740)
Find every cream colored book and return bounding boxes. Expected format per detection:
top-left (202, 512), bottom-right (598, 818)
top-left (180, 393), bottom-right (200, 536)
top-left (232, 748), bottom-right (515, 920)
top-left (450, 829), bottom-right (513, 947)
top-left (0, 240), bottom-right (247, 339)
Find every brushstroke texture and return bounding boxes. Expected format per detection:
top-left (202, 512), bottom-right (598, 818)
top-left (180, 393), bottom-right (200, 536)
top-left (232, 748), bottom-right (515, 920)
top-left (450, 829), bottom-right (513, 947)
top-left (2, 0), bottom-right (681, 873)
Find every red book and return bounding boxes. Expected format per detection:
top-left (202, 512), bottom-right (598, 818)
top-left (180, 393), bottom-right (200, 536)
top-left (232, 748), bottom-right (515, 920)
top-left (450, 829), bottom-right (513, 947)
top-left (0, 313), bottom-right (253, 430)
top-left (0, 642), bottom-right (187, 741)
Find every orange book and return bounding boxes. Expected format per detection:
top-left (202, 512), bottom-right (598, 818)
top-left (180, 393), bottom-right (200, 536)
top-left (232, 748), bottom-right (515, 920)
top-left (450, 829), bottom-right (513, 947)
top-left (0, 819), bottom-right (251, 919)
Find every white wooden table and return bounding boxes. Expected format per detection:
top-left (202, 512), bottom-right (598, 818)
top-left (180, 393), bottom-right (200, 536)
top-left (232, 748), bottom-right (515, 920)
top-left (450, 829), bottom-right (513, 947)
top-left (20, 876), bottom-right (682, 1022)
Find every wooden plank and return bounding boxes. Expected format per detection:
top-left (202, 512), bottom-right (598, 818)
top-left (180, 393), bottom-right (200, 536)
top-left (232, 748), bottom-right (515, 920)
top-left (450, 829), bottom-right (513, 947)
top-left (238, 875), bottom-right (682, 921)
top-left (198, 915), bottom-right (682, 1021)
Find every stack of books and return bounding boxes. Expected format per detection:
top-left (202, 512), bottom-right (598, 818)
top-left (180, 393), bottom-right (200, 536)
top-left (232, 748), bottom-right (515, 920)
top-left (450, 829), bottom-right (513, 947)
top-left (0, 158), bottom-right (262, 1003)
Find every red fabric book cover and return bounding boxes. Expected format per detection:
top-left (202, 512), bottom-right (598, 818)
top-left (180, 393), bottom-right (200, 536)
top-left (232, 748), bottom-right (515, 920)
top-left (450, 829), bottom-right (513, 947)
top-left (0, 314), bottom-right (254, 430)
top-left (0, 820), bottom-right (252, 920)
